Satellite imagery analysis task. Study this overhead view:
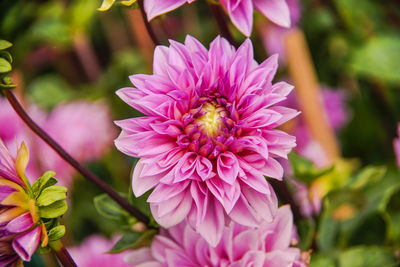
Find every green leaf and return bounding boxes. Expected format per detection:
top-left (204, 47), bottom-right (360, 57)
top-left (108, 229), bottom-right (156, 253)
top-left (36, 246), bottom-right (51, 254)
top-left (297, 219), bottom-right (316, 251)
top-left (0, 51), bottom-right (12, 63)
top-left (32, 171), bottom-right (57, 197)
top-left (0, 58), bottom-right (12, 73)
top-left (310, 254), bottom-right (335, 267)
top-left (0, 76), bottom-right (16, 89)
top-left (289, 152), bottom-right (333, 185)
top-left (94, 193), bottom-right (129, 220)
top-left (98, 0), bottom-right (116, 11)
top-left (0, 40), bottom-right (12, 50)
top-left (350, 35), bottom-right (400, 84)
top-left (37, 185), bottom-right (67, 206)
top-left (40, 200), bottom-right (68, 218)
top-left (348, 166), bottom-right (386, 189)
top-left (47, 225), bottom-right (66, 241)
top-left (338, 246), bottom-right (397, 267)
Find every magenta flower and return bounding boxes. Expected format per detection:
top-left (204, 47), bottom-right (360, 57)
top-left (0, 98), bottom-right (24, 145)
top-left (0, 139), bottom-right (42, 265)
top-left (126, 205), bottom-right (309, 266)
top-left (394, 124), bottom-right (400, 168)
top-left (144, 0), bottom-right (291, 36)
top-left (69, 235), bottom-right (130, 267)
top-left (115, 36), bottom-right (297, 246)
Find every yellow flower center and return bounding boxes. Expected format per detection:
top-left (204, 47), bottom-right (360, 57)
top-left (197, 103), bottom-right (222, 137)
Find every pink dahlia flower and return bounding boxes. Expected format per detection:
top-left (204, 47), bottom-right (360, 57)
top-left (126, 205), bottom-right (309, 267)
top-left (115, 36), bottom-right (297, 246)
top-left (69, 235), bottom-right (130, 267)
top-left (144, 0), bottom-right (291, 36)
top-left (394, 124), bottom-right (400, 168)
top-left (0, 98), bottom-right (24, 145)
top-left (0, 139), bottom-right (42, 265)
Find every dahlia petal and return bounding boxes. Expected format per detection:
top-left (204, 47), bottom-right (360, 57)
top-left (190, 182), bottom-right (209, 225)
top-left (207, 178), bottom-right (240, 214)
top-left (196, 198), bottom-right (225, 247)
top-left (263, 250), bottom-right (298, 267)
top-left (242, 185), bottom-right (277, 223)
top-left (253, 0), bottom-right (291, 28)
top-left (124, 247), bottom-right (157, 265)
top-left (151, 190), bottom-right (192, 228)
top-left (132, 160), bottom-right (163, 197)
top-left (217, 152), bottom-right (239, 185)
top-left (268, 106), bottom-right (300, 128)
top-left (144, 0), bottom-right (187, 21)
top-left (271, 81), bottom-right (294, 97)
top-left (12, 226), bottom-right (41, 261)
top-left (261, 157), bottom-right (284, 180)
top-left (232, 230), bottom-right (259, 260)
top-left (165, 248), bottom-right (197, 266)
top-left (153, 46), bottom-right (170, 76)
top-left (228, 195), bottom-right (260, 227)
top-left (237, 251), bottom-right (265, 267)
top-left (221, 0), bottom-right (254, 36)
top-left (151, 236), bottom-right (182, 263)
top-left (6, 213), bottom-right (34, 233)
top-left (263, 205), bottom-right (293, 251)
top-left (148, 182), bottom-right (190, 203)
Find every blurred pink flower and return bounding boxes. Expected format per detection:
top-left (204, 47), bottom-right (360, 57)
top-left (261, 0), bottom-right (301, 63)
top-left (69, 235), bottom-right (130, 267)
top-left (36, 101), bottom-right (117, 186)
top-left (394, 124), bottom-right (400, 168)
top-left (0, 139), bottom-right (42, 265)
top-left (0, 98), bottom-right (24, 145)
top-left (115, 35), bottom-right (297, 246)
top-left (126, 205), bottom-right (309, 267)
top-left (0, 97), bottom-right (116, 187)
top-left (144, 0), bottom-right (291, 36)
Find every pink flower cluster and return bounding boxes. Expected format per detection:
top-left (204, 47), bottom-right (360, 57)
top-left (0, 140), bottom-right (42, 266)
top-left (127, 205), bottom-right (309, 267)
top-left (69, 235), bottom-right (130, 267)
top-left (115, 35), bottom-right (297, 246)
top-left (0, 98), bottom-right (116, 187)
top-left (144, 0), bottom-right (291, 36)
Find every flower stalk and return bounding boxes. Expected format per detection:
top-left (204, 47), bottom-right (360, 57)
top-left (207, 1), bottom-right (236, 47)
top-left (4, 89), bottom-right (150, 225)
top-left (137, 0), bottom-right (161, 46)
top-left (50, 240), bottom-right (77, 267)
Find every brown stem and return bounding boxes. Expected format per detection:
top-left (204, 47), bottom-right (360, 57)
top-left (137, 0), bottom-right (161, 46)
top-left (51, 241), bottom-right (77, 267)
top-left (4, 89), bottom-right (150, 225)
top-left (207, 2), bottom-right (236, 47)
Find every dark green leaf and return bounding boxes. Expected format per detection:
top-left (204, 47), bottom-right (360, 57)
top-left (94, 193), bottom-right (129, 220)
top-left (108, 229), bottom-right (156, 253)
top-left (0, 51), bottom-right (12, 63)
top-left (47, 225), bottom-right (66, 241)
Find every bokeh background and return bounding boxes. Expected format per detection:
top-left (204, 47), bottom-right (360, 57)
top-left (1, 0), bottom-right (400, 266)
